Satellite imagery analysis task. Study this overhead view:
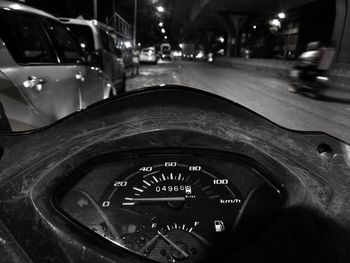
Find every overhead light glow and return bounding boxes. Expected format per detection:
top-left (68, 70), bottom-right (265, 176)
top-left (270, 19), bottom-right (281, 27)
top-left (217, 36), bottom-right (224, 43)
top-left (278, 12), bottom-right (286, 19)
top-left (253, 25), bottom-right (257, 29)
top-left (179, 43), bottom-right (183, 48)
top-left (158, 22), bottom-right (164, 27)
top-left (157, 6), bottom-right (165, 12)
top-left (161, 28), bottom-right (166, 34)
top-left (164, 36), bottom-right (168, 40)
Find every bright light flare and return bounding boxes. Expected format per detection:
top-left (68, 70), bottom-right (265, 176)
top-left (196, 51), bottom-right (204, 59)
top-left (278, 12), bottom-right (286, 19)
top-left (316, 76), bottom-right (329, 82)
top-left (124, 41), bottom-right (132, 48)
top-left (161, 28), bottom-right (166, 34)
top-left (217, 36), bottom-right (224, 43)
top-left (172, 51), bottom-right (182, 57)
top-left (158, 22), bottom-right (164, 27)
top-left (157, 6), bottom-right (165, 12)
top-left (270, 19), bottom-right (281, 27)
top-left (9, 4), bottom-right (21, 10)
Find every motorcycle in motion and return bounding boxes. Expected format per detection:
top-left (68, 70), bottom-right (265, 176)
top-left (289, 42), bottom-right (334, 98)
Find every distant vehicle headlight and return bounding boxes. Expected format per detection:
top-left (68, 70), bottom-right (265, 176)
top-left (173, 51), bottom-right (182, 57)
top-left (196, 52), bottom-right (204, 59)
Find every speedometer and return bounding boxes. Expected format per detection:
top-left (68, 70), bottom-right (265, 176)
top-left (101, 161), bottom-right (241, 262)
top-left (58, 150), bottom-right (285, 263)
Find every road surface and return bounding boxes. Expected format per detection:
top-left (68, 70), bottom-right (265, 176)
top-left (126, 60), bottom-right (350, 143)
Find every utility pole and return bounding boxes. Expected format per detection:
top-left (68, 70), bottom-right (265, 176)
top-left (112, 0), bottom-right (116, 29)
top-left (93, 0), bottom-right (98, 20)
top-left (133, 0), bottom-right (138, 46)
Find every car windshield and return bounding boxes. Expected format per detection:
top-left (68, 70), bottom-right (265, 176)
top-left (0, 0), bottom-right (349, 144)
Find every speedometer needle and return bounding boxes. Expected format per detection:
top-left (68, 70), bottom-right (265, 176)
top-left (157, 231), bottom-right (189, 259)
top-left (122, 197), bottom-right (186, 205)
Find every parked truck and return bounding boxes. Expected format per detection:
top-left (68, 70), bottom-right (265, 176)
top-left (181, 43), bottom-right (195, 60)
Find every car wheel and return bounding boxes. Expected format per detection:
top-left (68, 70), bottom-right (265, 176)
top-left (120, 74), bottom-right (126, 94)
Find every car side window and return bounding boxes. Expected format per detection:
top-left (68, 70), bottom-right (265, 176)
top-left (99, 28), bottom-right (115, 53)
top-left (65, 24), bottom-right (95, 53)
top-left (0, 10), bottom-right (57, 64)
top-left (43, 19), bottom-right (85, 64)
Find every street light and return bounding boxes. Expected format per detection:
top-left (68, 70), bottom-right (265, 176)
top-left (157, 6), bottom-right (165, 12)
top-left (133, 0), bottom-right (137, 46)
top-left (278, 12), bottom-right (286, 19)
top-left (158, 22), bottom-right (164, 27)
top-left (164, 36), bottom-right (168, 40)
top-left (93, 0), bottom-right (98, 19)
top-left (217, 36), bottom-right (224, 43)
top-left (161, 28), bottom-right (166, 34)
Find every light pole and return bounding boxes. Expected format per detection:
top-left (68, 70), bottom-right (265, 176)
top-left (112, 0), bottom-right (116, 29)
top-left (93, 0), bottom-right (98, 20)
top-left (133, 0), bottom-right (138, 46)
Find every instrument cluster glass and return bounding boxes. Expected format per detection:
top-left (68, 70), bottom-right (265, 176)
top-left (57, 150), bottom-right (285, 263)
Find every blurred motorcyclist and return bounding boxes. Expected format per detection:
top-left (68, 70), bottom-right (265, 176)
top-left (289, 42), bottom-right (334, 96)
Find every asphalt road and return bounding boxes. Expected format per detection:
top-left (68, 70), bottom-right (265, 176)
top-left (126, 60), bottom-right (350, 143)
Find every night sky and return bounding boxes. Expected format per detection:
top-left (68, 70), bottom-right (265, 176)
top-left (19, 0), bottom-right (171, 46)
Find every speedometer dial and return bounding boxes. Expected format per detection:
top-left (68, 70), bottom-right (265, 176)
top-left (58, 151), bottom-right (285, 263)
top-left (99, 162), bottom-right (242, 262)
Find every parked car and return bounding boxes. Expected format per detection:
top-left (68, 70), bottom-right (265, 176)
top-left (139, 47), bottom-right (158, 64)
top-left (60, 17), bottom-right (126, 95)
top-left (0, 1), bottom-right (112, 130)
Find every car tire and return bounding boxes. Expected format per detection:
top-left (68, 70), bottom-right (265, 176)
top-left (120, 74), bottom-right (126, 94)
top-left (110, 74), bottom-right (126, 97)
